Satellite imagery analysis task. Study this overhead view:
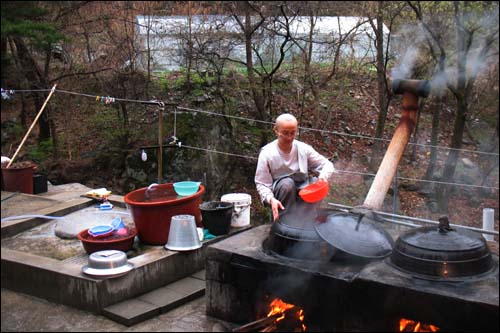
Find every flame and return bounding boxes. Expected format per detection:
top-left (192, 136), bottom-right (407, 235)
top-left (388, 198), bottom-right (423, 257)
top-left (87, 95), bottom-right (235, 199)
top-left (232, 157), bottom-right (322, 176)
top-left (266, 298), bottom-right (306, 331)
top-left (399, 318), bottom-right (440, 332)
top-left (298, 309), bottom-right (306, 331)
top-left (267, 298), bottom-right (294, 320)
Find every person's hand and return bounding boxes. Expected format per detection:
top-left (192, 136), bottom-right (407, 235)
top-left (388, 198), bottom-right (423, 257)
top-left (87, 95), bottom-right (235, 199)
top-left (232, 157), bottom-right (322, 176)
top-left (270, 197), bottom-right (284, 222)
top-left (317, 176), bottom-right (328, 183)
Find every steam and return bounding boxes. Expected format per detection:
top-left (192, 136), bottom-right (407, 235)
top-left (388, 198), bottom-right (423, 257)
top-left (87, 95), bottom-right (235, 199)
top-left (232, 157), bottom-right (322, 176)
top-left (389, 8), bottom-right (499, 97)
top-left (390, 45), bottom-right (420, 80)
top-left (389, 24), bottom-right (426, 81)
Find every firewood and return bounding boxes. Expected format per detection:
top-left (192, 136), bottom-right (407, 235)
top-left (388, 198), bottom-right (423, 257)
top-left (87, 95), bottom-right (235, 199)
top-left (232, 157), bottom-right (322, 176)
top-left (260, 324), bottom-right (277, 332)
top-left (232, 314), bottom-right (281, 332)
top-left (232, 306), bottom-right (297, 332)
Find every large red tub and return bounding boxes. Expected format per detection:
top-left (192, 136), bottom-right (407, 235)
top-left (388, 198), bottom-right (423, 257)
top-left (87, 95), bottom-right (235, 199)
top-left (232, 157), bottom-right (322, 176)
top-left (124, 183), bottom-right (205, 245)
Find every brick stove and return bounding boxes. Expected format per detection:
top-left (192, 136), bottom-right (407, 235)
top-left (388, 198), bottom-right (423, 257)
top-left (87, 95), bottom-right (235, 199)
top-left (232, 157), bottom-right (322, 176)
top-left (205, 79), bottom-right (499, 331)
top-left (205, 223), bottom-right (499, 331)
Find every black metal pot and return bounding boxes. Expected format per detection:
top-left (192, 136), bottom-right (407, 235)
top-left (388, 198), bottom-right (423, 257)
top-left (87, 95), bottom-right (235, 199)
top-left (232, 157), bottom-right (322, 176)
top-left (389, 217), bottom-right (496, 281)
top-left (267, 208), bottom-right (337, 261)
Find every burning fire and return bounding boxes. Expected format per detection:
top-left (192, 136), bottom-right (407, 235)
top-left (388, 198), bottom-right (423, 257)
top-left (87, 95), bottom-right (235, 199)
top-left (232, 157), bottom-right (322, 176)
top-left (399, 318), bottom-right (440, 332)
top-left (267, 298), bottom-right (306, 332)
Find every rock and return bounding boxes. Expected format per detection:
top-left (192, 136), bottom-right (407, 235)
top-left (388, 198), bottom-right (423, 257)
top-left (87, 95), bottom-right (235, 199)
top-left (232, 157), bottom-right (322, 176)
top-left (461, 158), bottom-right (475, 168)
top-left (54, 207), bottom-right (133, 239)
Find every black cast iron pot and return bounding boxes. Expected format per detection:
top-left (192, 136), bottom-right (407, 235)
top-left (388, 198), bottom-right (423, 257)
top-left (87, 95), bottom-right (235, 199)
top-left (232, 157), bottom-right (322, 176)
top-left (389, 217), bottom-right (496, 281)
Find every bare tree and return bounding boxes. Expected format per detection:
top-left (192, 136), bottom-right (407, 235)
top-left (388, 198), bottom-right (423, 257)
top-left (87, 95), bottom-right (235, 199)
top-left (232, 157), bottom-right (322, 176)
top-left (365, 1), bottom-right (405, 171)
top-left (408, 1), bottom-right (499, 212)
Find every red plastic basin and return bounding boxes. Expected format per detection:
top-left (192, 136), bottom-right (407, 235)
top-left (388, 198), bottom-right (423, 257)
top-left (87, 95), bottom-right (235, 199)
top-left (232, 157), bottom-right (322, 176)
top-left (124, 183), bottom-right (205, 245)
top-left (298, 181), bottom-right (329, 203)
top-left (77, 227), bottom-right (137, 254)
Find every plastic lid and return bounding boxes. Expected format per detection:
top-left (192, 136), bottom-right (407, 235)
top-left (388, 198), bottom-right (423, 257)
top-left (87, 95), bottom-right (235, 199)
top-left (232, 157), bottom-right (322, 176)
top-left (88, 225), bottom-right (113, 237)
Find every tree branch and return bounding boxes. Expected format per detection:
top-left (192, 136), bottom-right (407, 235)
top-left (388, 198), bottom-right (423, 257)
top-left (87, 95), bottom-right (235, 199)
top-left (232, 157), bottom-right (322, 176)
top-left (50, 67), bottom-right (113, 83)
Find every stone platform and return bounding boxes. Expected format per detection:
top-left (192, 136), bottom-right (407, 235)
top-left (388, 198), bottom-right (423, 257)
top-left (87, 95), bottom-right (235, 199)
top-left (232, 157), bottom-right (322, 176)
top-left (1, 184), bottom-right (250, 327)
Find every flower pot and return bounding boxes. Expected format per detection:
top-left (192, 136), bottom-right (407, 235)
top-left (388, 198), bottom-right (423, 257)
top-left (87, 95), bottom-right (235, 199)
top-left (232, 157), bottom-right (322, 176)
top-left (2, 163), bottom-right (36, 194)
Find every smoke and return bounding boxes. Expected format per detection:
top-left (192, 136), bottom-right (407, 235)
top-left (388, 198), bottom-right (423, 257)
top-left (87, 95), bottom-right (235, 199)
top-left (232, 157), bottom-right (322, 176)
top-left (389, 7), bottom-right (499, 96)
top-left (389, 23), bottom-right (426, 81)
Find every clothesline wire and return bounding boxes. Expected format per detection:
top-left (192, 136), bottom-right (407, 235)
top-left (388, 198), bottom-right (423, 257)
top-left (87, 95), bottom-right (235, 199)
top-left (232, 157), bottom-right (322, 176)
top-left (180, 144), bottom-right (258, 160)
top-left (4, 88), bottom-right (165, 105)
top-left (55, 89), bottom-right (164, 105)
top-left (177, 106), bottom-right (499, 157)
top-left (3, 87), bottom-right (498, 190)
top-left (3, 87), bottom-right (499, 157)
top-left (176, 144), bottom-right (499, 191)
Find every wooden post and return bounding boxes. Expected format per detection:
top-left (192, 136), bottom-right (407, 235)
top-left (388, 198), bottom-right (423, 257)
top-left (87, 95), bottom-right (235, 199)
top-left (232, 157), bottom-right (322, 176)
top-left (158, 104), bottom-right (163, 183)
top-left (363, 93), bottom-right (418, 210)
top-left (7, 84), bottom-right (57, 168)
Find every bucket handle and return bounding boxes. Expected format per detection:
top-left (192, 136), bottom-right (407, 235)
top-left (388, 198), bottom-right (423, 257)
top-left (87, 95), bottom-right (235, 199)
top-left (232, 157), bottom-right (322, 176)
top-left (233, 203), bottom-right (249, 215)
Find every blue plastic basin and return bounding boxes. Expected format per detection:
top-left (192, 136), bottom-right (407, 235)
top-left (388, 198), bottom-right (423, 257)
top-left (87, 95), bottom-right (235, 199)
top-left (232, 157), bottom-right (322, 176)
top-left (173, 181), bottom-right (201, 197)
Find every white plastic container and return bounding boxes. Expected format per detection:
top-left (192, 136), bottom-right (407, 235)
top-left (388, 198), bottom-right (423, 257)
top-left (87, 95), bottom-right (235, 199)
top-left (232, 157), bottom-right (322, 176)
top-left (221, 193), bottom-right (252, 227)
top-left (482, 208), bottom-right (494, 241)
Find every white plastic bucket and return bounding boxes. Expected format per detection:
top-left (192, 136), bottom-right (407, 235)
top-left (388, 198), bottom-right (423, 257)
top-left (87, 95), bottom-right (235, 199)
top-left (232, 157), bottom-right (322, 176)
top-left (220, 193), bottom-right (252, 227)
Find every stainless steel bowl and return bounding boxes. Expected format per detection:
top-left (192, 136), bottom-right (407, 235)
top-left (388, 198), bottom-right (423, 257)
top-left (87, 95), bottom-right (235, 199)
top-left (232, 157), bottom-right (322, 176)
top-left (82, 250), bottom-right (134, 277)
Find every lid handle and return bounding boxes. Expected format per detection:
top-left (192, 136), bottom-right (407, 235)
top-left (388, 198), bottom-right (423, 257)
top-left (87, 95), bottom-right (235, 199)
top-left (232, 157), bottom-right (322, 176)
top-left (438, 216), bottom-right (455, 233)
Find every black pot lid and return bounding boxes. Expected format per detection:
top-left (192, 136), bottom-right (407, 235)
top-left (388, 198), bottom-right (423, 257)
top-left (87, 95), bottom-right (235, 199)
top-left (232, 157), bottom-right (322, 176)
top-left (397, 226), bottom-right (485, 251)
top-left (390, 222), bottom-right (495, 280)
top-left (315, 212), bottom-right (394, 258)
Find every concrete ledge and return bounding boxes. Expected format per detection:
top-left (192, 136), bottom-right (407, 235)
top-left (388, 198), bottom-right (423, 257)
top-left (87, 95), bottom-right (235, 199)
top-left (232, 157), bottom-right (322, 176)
top-left (1, 197), bottom-right (94, 238)
top-left (102, 299), bottom-right (160, 326)
top-left (2, 188), bottom-right (252, 315)
top-left (1, 244), bottom-right (207, 313)
top-left (2, 226), bottom-right (251, 314)
top-left (103, 271), bottom-right (206, 326)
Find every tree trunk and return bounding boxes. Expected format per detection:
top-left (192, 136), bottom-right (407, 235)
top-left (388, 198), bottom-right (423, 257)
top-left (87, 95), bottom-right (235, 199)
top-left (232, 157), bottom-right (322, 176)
top-left (410, 100), bottom-right (423, 162)
top-left (424, 97), bottom-right (442, 181)
top-left (241, 10), bottom-right (267, 147)
top-left (244, 15), bottom-right (265, 121)
top-left (436, 96), bottom-right (467, 212)
top-left (12, 36), bottom-right (51, 142)
top-left (369, 2), bottom-right (389, 172)
top-left (33, 94), bottom-right (52, 141)
top-left (50, 112), bottom-right (59, 159)
top-left (436, 2), bottom-right (472, 213)
top-left (186, 1), bottom-right (193, 89)
top-left (479, 106), bottom-right (499, 193)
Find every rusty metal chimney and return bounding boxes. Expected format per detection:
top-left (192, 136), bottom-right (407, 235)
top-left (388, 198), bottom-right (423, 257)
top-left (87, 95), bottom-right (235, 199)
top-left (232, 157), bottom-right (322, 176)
top-left (362, 79), bottom-right (430, 210)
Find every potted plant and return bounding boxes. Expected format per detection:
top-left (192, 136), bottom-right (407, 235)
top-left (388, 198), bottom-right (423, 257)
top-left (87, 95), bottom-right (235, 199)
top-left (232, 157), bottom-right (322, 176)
top-left (1, 160), bottom-right (37, 194)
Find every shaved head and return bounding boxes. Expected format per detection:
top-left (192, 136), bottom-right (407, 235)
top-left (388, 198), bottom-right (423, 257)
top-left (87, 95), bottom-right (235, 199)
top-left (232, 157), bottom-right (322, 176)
top-left (275, 113), bottom-right (297, 127)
